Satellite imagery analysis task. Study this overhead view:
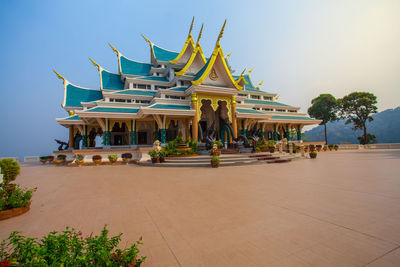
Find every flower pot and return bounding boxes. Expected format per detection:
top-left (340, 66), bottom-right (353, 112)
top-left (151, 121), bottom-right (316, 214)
top-left (40, 159), bottom-right (47, 164)
top-left (334, 146), bottom-right (339, 151)
top-left (211, 161), bottom-right (220, 168)
top-left (122, 158), bottom-right (130, 165)
top-left (151, 157), bottom-right (160, 164)
top-left (93, 159), bottom-right (102, 165)
top-left (109, 159), bottom-right (117, 165)
top-left (309, 152), bottom-right (317, 159)
top-left (0, 203), bottom-right (31, 221)
top-left (53, 159), bottom-right (65, 166)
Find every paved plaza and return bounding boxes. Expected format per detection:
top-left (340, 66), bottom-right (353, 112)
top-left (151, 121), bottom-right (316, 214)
top-left (1, 150), bottom-right (400, 266)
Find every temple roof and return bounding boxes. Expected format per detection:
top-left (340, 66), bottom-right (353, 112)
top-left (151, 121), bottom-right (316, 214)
top-left (236, 108), bottom-right (264, 114)
top-left (64, 115), bottom-right (82, 120)
top-left (150, 104), bottom-right (191, 110)
top-left (233, 74), bottom-right (259, 91)
top-left (64, 84), bottom-right (103, 108)
top-left (101, 70), bottom-right (125, 90)
top-left (167, 86), bottom-right (187, 91)
top-left (120, 56), bottom-right (151, 76)
top-left (136, 76), bottom-right (169, 82)
top-left (243, 99), bottom-right (289, 107)
top-left (112, 89), bottom-right (156, 96)
top-left (84, 107), bottom-right (139, 114)
top-left (271, 115), bottom-right (315, 121)
top-left (153, 45), bottom-right (179, 62)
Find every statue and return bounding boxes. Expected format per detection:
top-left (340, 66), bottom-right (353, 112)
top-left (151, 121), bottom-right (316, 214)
top-left (153, 140), bottom-right (162, 153)
top-left (88, 128), bottom-right (97, 147)
top-left (73, 133), bottom-right (82, 149)
top-left (55, 139), bottom-right (68, 151)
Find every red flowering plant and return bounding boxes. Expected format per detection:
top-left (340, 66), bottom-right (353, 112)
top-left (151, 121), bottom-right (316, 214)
top-left (0, 225), bottom-right (145, 266)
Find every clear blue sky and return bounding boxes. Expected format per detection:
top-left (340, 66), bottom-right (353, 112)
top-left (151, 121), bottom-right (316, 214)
top-left (0, 0), bottom-right (399, 159)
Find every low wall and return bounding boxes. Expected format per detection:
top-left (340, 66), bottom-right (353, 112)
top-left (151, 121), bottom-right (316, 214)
top-left (338, 143), bottom-right (400, 150)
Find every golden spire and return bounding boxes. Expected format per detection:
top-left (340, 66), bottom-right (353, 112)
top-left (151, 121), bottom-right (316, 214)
top-left (108, 43), bottom-right (120, 57)
top-left (53, 69), bottom-right (66, 85)
top-left (226, 52), bottom-right (232, 58)
top-left (141, 34), bottom-right (151, 44)
top-left (188, 16), bottom-right (194, 36)
top-left (89, 58), bottom-right (101, 71)
top-left (196, 23), bottom-right (204, 45)
top-left (274, 94), bottom-right (280, 100)
top-left (257, 80), bottom-right (263, 88)
top-left (247, 68), bottom-right (253, 74)
top-left (216, 19), bottom-right (227, 45)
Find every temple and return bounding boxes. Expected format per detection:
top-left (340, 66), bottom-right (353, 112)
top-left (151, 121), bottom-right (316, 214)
top-left (55, 18), bottom-right (319, 150)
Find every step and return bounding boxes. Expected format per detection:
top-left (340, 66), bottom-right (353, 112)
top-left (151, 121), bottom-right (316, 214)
top-left (140, 160), bottom-right (264, 168)
top-left (165, 156), bottom-right (256, 162)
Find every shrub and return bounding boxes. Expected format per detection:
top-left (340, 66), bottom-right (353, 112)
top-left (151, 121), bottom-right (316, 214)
top-left (122, 153), bottom-right (132, 159)
top-left (148, 150), bottom-right (158, 158)
top-left (47, 156), bottom-right (54, 162)
top-left (334, 145), bottom-right (339, 150)
top-left (0, 159), bottom-right (20, 185)
top-left (309, 151), bottom-right (317, 159)
top-left (212, 141), bottom-right (223, 148)
top-left (0, 225), bottom-right (146, 266)
top-left (108, 155), bottom-right (118, 162)
top-left (74, 154), bottom-right (84, 161)
top-left (211, 156), bottom-right (220, 163)
top-left (56, 155), bottom-right (66, 160)
top-left (92, 155), bottom-right (102, 161)
top-left (0, 184), bottom-right (34, 211)
top-left (328, 144), bottom-right (334, 148)
top-left (267, 140), bottom-right (277, 146)
top-left (39, 156), bottom-right (47, 161)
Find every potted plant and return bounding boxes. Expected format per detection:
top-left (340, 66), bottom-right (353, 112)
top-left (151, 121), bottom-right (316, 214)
top-left (334, 145), bottom-right (339, 151)
top-left (328, 144), bottom-right (334, 151)
top-left (309, 145), bottom-right (315, 152)
top-left (159, 150), bottom-right (166, 163)
top-left (92, 155), bottom-right (102, 165)
top-left (108, 155), bottom-right (118, 164)
top-left (323, 146), bottom-right (328, 151)
top-left (74, 154), bottom-right (84, 166)
top-left (212, 141), bottom-right (223, 148)
top-left (148, 150), bottom-right (160, 163)
top-left (304, 146), bottom-right (309, 153)
top-left (316, 145), bottom-right (322, 152)
top-left (121, 153), bottom-right (132, 164)
top-left (39, 156), bottom-right (47, 164)
top-left (47, 156), bottom-right (54, 163)
top-left (211, 156), bottom-right (220, 168)
top-left (309, 151), bottom-right (317, 159)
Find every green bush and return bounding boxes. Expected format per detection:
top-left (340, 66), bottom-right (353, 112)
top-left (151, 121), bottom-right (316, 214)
top-left (148, 150), bottom-right (158, 158)
top-left (212, 141), bottom-right (223, 148)
top-left (309, 151), bottom-right (318, 158)
top-left (0, 159), bottom-right (20, 185)
top-left (0, 225), bottom-right (145, 266)
top-left (57, 155), bottom-right (67, 160)
top-left (74, 154), bottom-right (84, 161)
top-left (0, 184), bottom-right (34, 211)
top-left (211, 156), bottom-right (220, 163)
top-left (108, 155), bottom-right (118, 162)
top-left (328, 144), bottom-right (334, 148)
top-left (267, 140), bottom-right (277, 146)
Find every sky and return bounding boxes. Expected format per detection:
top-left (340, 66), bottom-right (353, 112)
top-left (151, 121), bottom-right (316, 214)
top-left (0, 0), bottom-right (399, 159)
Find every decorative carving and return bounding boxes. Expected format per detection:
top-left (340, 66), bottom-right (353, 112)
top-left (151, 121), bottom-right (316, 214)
top-left (209, 68), bottom-right (218, 81)
top-left (197, 94), bottom-right (232, 122)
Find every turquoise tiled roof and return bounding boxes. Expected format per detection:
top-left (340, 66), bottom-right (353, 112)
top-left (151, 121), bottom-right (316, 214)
top-left (244, 99), bottom-right (289, 107)
top-left (65, 84), bottom-right (103, 108)
top-left (168, 87), bottom-right (187, 91)
top-left (65, 115), bottom-right (82, 120)
top-left (233, 74), bottom-right (259, 91)
top-left (153, 45), bottom-right (179, 62)
top-left (150, 104), bottom-right (191, 110)
top-left (271, 115), bottom-right (315, 121)
top-left (101, 70), bottom-right (125, 90)
top-left (120, 56), bottom-right (151, 76)
top-left (194, 58), bottom-right (211, 80)
top-left (236, 108), bottom-right (264, 114)
top-left (84, 107), bottom-right (139, 114)
top-left (137, 76), bottom-right (169, 82)
top-left (113, 90), bottom-right (156, 96)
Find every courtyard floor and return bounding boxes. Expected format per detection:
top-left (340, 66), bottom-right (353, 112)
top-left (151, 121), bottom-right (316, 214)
top-left (1, 149), bottom-right (400, 266)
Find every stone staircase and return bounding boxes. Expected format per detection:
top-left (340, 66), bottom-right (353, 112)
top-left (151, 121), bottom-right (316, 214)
top-left (140, 152), bottom-right (298, 168)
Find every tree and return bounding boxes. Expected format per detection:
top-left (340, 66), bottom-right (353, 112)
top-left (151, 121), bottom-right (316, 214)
top-left (357, 133), bottom-right (376, 145)
top-left (308, 94), bottom-right (338, 144)
top-left (338, 92), bottom-right (378, 145)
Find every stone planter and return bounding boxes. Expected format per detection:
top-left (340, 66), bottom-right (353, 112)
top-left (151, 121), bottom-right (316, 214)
top-left (53, 159), bottom-right (65, 166)
top-left (211, 161), bottom-right (220, 168)
top-left (40, 159), bottom-right (47, 164)
top-left (0, 203), bottom-right (31, 221)
top-left (309, 152), bottom-right (318, 159)
top-left (151, 157), bottom-right (160, 164)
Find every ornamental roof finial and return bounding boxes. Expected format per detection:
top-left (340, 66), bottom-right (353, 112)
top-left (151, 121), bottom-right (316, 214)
top-left (108, 43), bottom-right (120, 57)
top-left (188, 16), bottom-right (195, 36)
top-left (248, 68), bottom-right (253, 74)
top-left (196, 24), bottom-right (204, 45)
top-left (226, 52), bottom-right (232, 58)
top-left (89, 58), bottom-right (101, 71)
top-left (53, 69), bottom-right (66, 85)
top-left (240, 69), bottom-right (246, 76)
top-left (257, 80), bottom-right (263, 88)
top-left (141, 34), bottom-right (152, 44)
top-left (216, 19), bottom-right (227, 45)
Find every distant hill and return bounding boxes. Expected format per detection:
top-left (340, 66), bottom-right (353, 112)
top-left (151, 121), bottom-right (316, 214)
top-left (304, 107), bottom-right (400, 144)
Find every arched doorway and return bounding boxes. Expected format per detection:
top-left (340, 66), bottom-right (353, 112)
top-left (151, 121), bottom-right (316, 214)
top-left (111, 122), bottom-right (129, 145)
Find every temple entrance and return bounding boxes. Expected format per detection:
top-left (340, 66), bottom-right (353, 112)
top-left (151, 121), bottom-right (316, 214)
top-left (199, 99), bottom-right (215, 140)
top-left (166, 120), bottom-right (179, 142)
top-left (137, 132), bottom-right (147, 145)
top-left (137, 122), bottom-right (153, 145)
top-left (111, 122), bottom-right (129, 145)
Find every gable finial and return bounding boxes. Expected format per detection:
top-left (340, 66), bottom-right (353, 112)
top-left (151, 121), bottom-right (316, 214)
top-left (189, 16), bottom-right (195, 36)
top-left (257, 80), bottom-right (263, 88)
top-left (196, 24), bottom-right (204, 45)
top-left (89, 58), bottom-right (101, 71)
top-left (226, 52), bottom-right (232, 58)
top-left (248, 68), bottom-right (253, 74)
top-left (216, 19), bottom-right (227, 45)
top-left (108, 43), bottom-right (120, 57)
top-left (141, 34), bottom-right (151, 44)
top-left (240, 69), bottom-right (246, 76)
top-left (53, 69), bottom-right (66, 85)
